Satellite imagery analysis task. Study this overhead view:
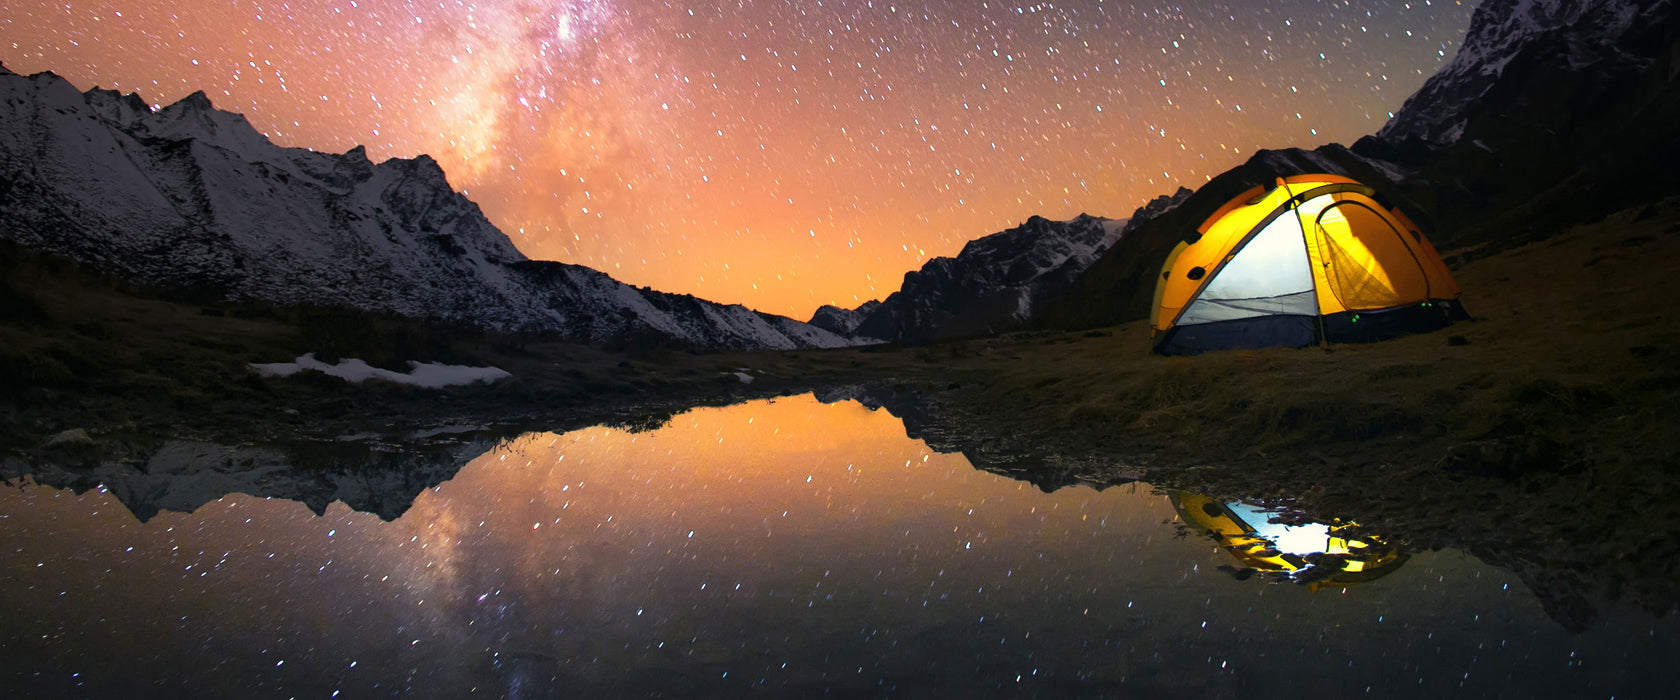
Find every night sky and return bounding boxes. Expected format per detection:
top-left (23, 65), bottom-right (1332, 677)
top-left (3, 1), bottom-right (1473, 319)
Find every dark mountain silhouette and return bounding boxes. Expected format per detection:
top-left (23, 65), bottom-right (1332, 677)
top-left (820, 214), bottom-right (1125, 344)
top-left (808, 300), bottom-right (882, 337)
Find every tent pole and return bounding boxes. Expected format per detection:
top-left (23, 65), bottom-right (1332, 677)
top-left (1278, 177), bottom-right (1329, 348)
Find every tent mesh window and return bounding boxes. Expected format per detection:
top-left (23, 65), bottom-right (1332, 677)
top-left (1313, 200), bottom-right (1426, 311)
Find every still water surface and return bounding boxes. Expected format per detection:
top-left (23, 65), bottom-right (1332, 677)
top-left (2, 395), bottom-right (1675, 697)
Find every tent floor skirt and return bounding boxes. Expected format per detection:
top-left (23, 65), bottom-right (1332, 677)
top-left (1154, 299), bottom-right (1468, 355)
top-left (1321, 300), bottom-right (1465, 344)
top-left (1154, 315), bottom-right (1318, 355)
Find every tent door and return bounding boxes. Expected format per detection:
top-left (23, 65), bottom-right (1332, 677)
top-left (1313, 201), bottom-right (1430, 311)
top-left (1176, 209), bottom-right (1316, 326)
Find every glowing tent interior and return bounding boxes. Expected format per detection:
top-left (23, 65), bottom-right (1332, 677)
top-left (1151, 174), bottom-right (1466, 355)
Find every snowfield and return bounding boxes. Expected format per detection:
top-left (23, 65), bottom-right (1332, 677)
top-left (249, 353), bottom-right (512, 388)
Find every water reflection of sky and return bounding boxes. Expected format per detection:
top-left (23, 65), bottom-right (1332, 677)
top-left (2, 394), bottom-right (1676, 697)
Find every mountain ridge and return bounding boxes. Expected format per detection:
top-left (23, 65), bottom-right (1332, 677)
top-left (820, 213), bottom-right (1126, 344)
top-left (0, 62), bottom-right (849, 351)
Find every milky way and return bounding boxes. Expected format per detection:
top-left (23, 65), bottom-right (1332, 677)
top-left (4, 1), bottom-right (1473, 318)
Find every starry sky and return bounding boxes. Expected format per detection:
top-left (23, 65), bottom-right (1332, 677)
top-left (3, 1), bottom-right (1474, 319)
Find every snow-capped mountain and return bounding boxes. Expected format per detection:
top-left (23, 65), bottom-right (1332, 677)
top-left (1368, 0), bottom-right (1672, 156)
top-left (1348, 0), bottom-right (1680, 249)
top-left (1024, 188), bottom-right (1195, 330)
top-left (0, 64), bottom-right (849, 351)
top-left (830, 214), bottom-right (1125, 344)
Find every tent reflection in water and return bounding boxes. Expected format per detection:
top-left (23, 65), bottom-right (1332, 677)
top-left (1151, 174), bottom-right (1468, 355)
top-left (1168, 491), bottom-right (1409, 591)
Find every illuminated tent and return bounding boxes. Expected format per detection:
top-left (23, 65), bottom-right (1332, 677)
top-left (1151, 174), bottom-right (1465, 355)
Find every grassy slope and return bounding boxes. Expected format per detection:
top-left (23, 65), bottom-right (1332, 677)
top-left (925, 199), bottom-right (1679, 473)
top-left (847, 197), bottom-right (1680, 628)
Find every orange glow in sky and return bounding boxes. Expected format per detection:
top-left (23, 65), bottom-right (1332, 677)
top-left (2, 1), bottom-right (1472, 319)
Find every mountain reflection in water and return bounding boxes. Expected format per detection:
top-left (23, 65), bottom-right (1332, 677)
top-left (2, 395), bottom-right (1675, 697)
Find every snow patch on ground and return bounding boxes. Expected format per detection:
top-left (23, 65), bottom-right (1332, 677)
top-left (249, 353), bottom-right (511, 388)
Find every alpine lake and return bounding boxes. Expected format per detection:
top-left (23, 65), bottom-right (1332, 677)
top-left (3, 393), bottom-right (1676, 698)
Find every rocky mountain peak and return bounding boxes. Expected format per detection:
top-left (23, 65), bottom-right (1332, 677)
top-left (176, 89), bottom-right (215, 111)
top-left (82, 86), bottom-right (152, 123)
top-left (395, 153), bottom-right (452, 185)
top-left (1369, 0), bottom-right (1671, 156)
top-left (846, 213), bottom-right (1126, 343)
top-left (809, 300), bottom-right (882, 336)
top-left (1130, 187), bottom-right (1194, 224)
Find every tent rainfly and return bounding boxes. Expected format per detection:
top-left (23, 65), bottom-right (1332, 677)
top-left (1151, 174), bottom-right (1467, 355)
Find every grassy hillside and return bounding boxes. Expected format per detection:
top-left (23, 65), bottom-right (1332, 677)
top-left (850, 197), bottom-right (1680, 629)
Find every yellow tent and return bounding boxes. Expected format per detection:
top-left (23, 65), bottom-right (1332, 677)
top-left (1151, 174), bottom-right (1465, 355)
